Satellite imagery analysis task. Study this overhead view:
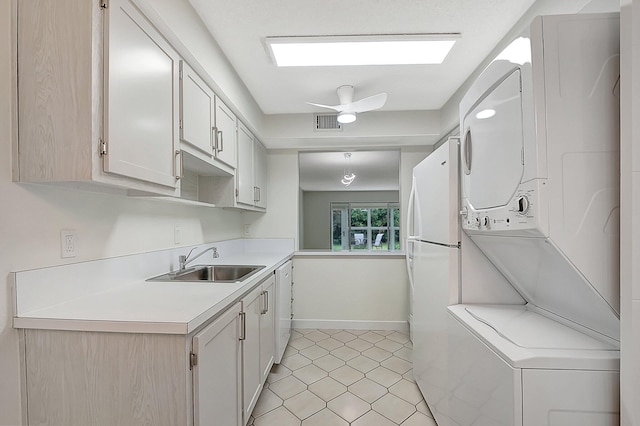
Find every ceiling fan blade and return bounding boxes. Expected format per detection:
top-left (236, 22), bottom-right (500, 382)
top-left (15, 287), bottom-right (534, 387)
top-left (344, 93), bottom-right (387, 113)
top-left (305, 102), bottom-right (342, 112)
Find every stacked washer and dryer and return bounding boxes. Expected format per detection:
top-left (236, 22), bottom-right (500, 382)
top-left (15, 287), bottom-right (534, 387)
top-left (448, 13), bottom-right (621, 426)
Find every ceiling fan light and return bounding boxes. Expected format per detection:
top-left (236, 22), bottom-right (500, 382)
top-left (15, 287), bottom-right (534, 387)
top-left (337, 111), bottom-right (356, 124)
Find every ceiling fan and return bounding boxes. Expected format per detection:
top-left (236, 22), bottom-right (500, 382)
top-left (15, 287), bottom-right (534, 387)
top-left (306, 85), bottom-right (387, 124)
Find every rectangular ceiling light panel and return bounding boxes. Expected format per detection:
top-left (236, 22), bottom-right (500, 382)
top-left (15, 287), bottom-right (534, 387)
top-left (266, 34), bottom-right (459, 67)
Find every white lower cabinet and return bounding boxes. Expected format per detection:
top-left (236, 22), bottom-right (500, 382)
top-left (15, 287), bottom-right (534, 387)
top-left (242, 285), bottom-right (263, 420)
top-left (259, 277), bottom-right (275, 382)
top-left (21, 277), bottom-right (278, 426)
top-left (192, 302), bottom-right (242, 426)
top-left (242, 275), bottom-right (276, 423)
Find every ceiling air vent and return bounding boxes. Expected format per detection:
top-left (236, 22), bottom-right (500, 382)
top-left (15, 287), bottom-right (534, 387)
top-left (314, 114), bottom-right (343, 131)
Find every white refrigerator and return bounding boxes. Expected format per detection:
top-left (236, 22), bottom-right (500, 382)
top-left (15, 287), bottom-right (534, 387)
top-left (406, 138), bottom-right (460, 425)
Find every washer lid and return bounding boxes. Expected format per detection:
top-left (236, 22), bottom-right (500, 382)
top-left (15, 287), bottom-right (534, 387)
top-left (470, 234), bottom-right (620, 341)
top-left (465, 305), bottom-right (616, 351)
top-left (462, 70), bottom-right (524, 210)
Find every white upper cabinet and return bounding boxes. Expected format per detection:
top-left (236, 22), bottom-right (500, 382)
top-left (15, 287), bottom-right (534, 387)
top-left (180, 61), bottom-right (215, 156)
top-left (254, 141), bottom-right (268, 209)
top-left (179, 60), bottom-right (237, 172)
top-left (16, 0), bottom-right (180, 195)
top-left (237, 123), bottom-right (256, 206)
top-left (236, 122), bottom-right (268, 210)
top-left (214, 99), bottom-right (237, 168)
top-left (103, 0), bottom-right (180, 188)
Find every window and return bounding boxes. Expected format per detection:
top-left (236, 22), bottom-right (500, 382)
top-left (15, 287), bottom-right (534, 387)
top-left (331, 203), bottom-right (400, 251)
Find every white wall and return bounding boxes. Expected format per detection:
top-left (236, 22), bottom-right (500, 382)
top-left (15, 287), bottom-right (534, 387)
top-left (620, 0), bottom-right (639, 424)
top-left (302, 190), bottom-right (400, 249)
top-left (243, 150), bottom-right (300, 248)
top-left (292, 257), bottom-right (409, 329)
top-left (262, 110), bottom-right (442, 149)
top-left (0, 1), bottom-right (248, 423)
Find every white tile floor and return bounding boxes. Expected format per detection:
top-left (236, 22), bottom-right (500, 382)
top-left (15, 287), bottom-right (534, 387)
top-left (248, 329), bottom-right (437, 426)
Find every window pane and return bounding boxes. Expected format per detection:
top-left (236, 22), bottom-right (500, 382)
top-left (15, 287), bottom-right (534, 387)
top-left (393, 208), bottom-right (400, 227)
top-left (332, 209), bottom-right (342, 250)
top-left (370, 208), bottom-right (388, 227)
top-left (394, 229), bottom-right (401, 250)
top-left (372, 230), bottom-right (387, 249)
top-left (350, 230), bottom-right (367, 250)
top-left (350, 208), bottom-right (368, 227)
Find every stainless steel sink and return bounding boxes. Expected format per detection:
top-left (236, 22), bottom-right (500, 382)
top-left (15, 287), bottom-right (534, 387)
top-left (148, 265), bottom-right (265, 283)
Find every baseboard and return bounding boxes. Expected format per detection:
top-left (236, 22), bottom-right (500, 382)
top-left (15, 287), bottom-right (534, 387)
top-left (292, 319), bottom-right (409, 333)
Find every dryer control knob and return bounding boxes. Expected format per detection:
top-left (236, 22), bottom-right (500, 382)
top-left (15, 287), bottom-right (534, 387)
top-left (474, 217), bottom-right (480, 228)
top-left (516, 196), bottom-right (530, 215)
top-left (482, 216), bottom-right (490, 228)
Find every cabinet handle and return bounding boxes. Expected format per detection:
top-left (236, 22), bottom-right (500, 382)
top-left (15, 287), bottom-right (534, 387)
top-left (239, 312), bottom-right (246, 340)
top-left (175, 150), bottom-right (183, 179)
top-left (260, 290), bottom-right (267, 314)
top-left (218, 130), bottom-right (224, 153)
top-left (257, 187), bottom-right (261, 202)
top-left (212, 126), bottom-right (218, 154)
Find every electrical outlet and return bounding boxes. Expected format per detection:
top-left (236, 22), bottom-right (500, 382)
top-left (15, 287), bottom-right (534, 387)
top-left (174, 226), bottom-right (181, 245)
top-left (60, 230), bottom-right (77, 258)
top-left (243, 224), bottom-right (251, 236)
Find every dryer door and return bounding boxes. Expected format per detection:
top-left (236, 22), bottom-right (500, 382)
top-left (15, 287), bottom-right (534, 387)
top-left (462, 70), bottom-right (524, 211)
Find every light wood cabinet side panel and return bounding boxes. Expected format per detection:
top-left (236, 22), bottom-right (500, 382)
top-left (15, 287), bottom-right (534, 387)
top-left (25, 330), bottom-right (189, 426)
top-left (17, 0), bottom-right (94, 182)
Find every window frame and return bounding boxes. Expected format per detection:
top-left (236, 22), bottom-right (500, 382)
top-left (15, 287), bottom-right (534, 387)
top-left (331, 202), bottom-right (400, 252)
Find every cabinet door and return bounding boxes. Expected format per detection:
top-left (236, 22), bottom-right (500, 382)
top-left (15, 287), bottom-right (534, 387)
top-left (236, 123), bottom-right (255, 206)
top-left (214, 98), bottom-right (237, 168)
top-left (254, 141), bottom-right (268, 209)
top-left (242, 286), bottom-right (263, 420)
top-left (275, 261), bottom-right (293, 364)
top-left (260, 276), bottom-right (276, 382)
top-left (180, 61), bottom-right (214, 156)
top-left (104, 0), bottom-right (179, 188)
top-left (192, 302), bottom-right (242, 426)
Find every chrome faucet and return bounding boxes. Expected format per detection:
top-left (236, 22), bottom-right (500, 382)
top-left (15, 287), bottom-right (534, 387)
top-left (178, 246), bottom-right (219, 271)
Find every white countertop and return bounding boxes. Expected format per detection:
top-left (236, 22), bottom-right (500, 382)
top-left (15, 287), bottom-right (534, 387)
top-left (13, 240), bottom-right (294, 335)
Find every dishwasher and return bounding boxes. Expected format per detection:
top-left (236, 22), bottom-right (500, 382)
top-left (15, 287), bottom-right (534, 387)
top-left (274, 260), bottom-right (293, 364)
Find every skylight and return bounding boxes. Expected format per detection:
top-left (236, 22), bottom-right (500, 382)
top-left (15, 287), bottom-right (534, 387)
top-left (266, 34), bottom-right (459, 67)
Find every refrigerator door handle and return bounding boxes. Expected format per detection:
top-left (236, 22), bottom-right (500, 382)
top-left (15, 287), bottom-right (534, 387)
top-left (406, 176), bottom-right (417, 240)
top-left (406, 176), bottom-right (417, 297)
